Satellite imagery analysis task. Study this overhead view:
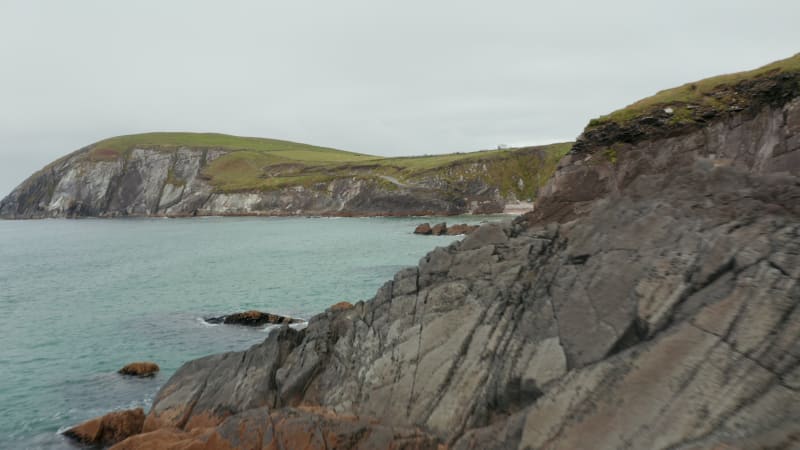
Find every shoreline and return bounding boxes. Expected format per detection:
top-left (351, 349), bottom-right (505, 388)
top-left (0, 209), bottom-right (521, 221)
top-left (501, 201), bottom-right (533, 215)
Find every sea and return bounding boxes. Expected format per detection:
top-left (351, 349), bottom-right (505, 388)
top-left (0, 215), bottom-right (503, 449)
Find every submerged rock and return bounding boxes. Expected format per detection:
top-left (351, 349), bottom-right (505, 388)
top-left (64, 408), bottom-right (144, 447)
top-left (118, 362), bottom-right (159, 377)
top-left (205, 310), bottom-right (302, 327)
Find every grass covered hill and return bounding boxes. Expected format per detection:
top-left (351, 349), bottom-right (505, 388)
top-left (576, 52), bottom-right (800, 154)
top-left (79, 132), bottom-right (571, 201)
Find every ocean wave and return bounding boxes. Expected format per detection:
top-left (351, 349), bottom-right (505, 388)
top-left (197, 317), bottom-right (219, 327)
top-left (259, 320), bottom-right (308, 332)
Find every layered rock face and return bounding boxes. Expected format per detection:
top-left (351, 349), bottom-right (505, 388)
top-left (531, 76), bottom-right (800, 223)
top-left (0, 146), bottom-right (524, 219)
top-left (110, 90), bottom-right (800, 448)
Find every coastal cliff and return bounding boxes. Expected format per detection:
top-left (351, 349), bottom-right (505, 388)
top-left (0, 136), bottom-right (569, 219)
top-left (528, 56), bottom-right (800, 224)
top-left (78, 54), bottom-right (800, 449)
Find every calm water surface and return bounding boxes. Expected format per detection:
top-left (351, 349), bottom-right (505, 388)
top-left (0, 215), bottom-right (502, 449)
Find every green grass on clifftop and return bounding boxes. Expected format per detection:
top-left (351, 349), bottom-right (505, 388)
top-left (81, 131), bottom-right (572, 198)
top-left (588, 53), bottom-right (800, 128)
top-left (88, 132), bottom-right (374, 162)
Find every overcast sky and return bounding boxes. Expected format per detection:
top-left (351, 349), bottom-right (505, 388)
top-left (1, 1), bottom-right (799, 196)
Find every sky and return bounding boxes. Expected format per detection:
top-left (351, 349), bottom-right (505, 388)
top-left (1, 1), bottom-right (799, 196)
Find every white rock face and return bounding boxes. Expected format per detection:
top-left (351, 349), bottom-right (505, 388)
top-left (48, 159), bottom-right (124, 215)
top-left (115, 148), bottom-right (173, 215)
top-left (158, 183), bottom-right (184, 209)
top-left (0, 142), bottom-right (514, 218)
top-left (204, 193), bottom-right (264, 214)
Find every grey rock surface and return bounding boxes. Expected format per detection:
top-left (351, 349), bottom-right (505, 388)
top-left (54, 76), bottom-right (800, 449)
top-left (531, 97), bottom-right (800, 224)
top-left (139, 156), bottom-right (800, 449)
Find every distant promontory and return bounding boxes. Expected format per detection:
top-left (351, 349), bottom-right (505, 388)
top-left (0, 133), bottom-right (570, 219)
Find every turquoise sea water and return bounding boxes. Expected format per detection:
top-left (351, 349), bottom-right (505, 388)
top-left (0, 216), bottom-right (499, 449)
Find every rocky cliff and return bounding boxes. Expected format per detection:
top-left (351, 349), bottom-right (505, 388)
top-left (528, 64), bottom-right (800, 225)
top-left (74, 55), bottom-right (800, 449)
top-left (0, 136), bottom-right (568, 219)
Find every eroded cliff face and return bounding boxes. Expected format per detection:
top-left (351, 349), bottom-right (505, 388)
top-left (103, 89), bottom-right (800, 449)
top-left (529, 76), bottom-right (800, 224)
top-left (0, 146), bottom-right (511, 219)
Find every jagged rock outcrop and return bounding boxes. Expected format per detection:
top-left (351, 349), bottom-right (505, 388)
top-left (64, 408), bottom-right (145, 447)
top-left (529, 70), bottom-right (800, 224)
top-left (97, 61), bottom-right (800, 449)
top-left (122, 159), bottom-right (800, 449)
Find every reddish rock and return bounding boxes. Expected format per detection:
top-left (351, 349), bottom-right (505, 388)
top-left (115, 407), bottom-right (439, 450)
top-left (205, 310), bottom-right (302, 327)
top-left (329, 301), bottom-right (354, 311)
top-left (118, 362), bottom-right (159, 377)
top-left (414, 223), bottom-right (432, 234)
top-left (110, 427), bottom-right (219, 450)
top-left (64, 408), bottom-right (145, 447)
top-left (445, 224), bottom-right (479, 235)
top-left (431, 222), bottom-right (447, 235)
top-left (261, 407), bottom-right (440, 450)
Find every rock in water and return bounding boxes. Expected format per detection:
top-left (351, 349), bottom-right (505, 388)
top-left (205, 310), bottom-right (302, 326)
top-left (416, 223), bottom-right (478, 236)
top-left (430, 222), bottom-right (447, 235)
top-left (118, 362), bottom-right (159, 377)
top-left (63, 408), bottom-right (144, 447)
top-left (413, 223), bottom-right (432, 235)
top-left (445, 224), bottom-right (478, 235)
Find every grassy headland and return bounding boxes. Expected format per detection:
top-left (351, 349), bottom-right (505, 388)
top-left (80, 132), bottom-right (572, 200)
top-left (587, 53), bottom-right (800, 129)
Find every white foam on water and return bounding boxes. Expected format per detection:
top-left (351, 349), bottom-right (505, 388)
top-left (260, 320), bottom-right (308, 332)
top-left (197, 317), bottom-right (219, 327)
top-left (289, 321), bottom-right (308, 331)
